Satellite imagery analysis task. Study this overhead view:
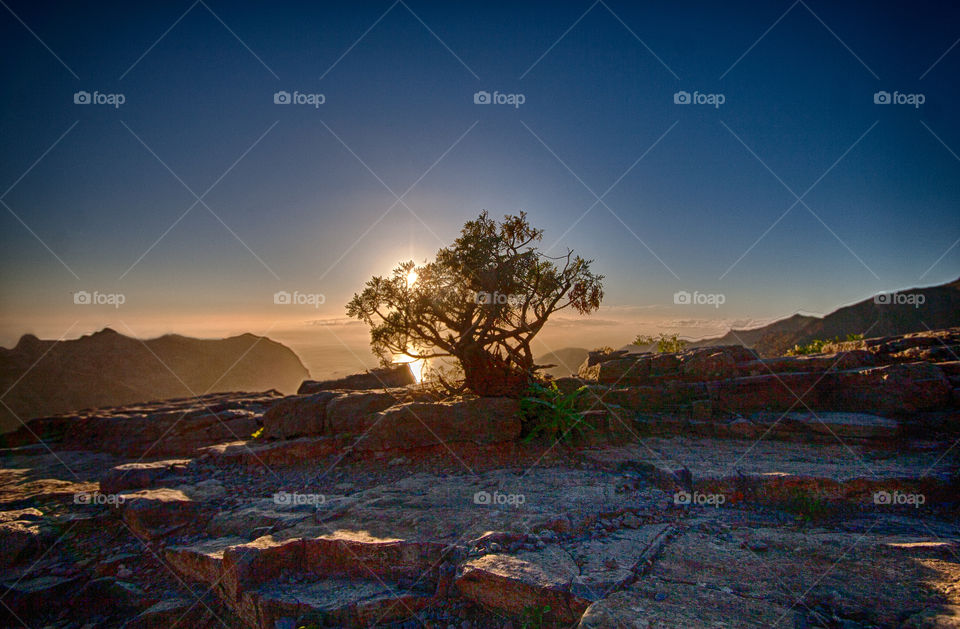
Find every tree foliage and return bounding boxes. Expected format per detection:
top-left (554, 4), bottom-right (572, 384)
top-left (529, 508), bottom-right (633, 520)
top-left (346, 211), bottom-right (604, 395)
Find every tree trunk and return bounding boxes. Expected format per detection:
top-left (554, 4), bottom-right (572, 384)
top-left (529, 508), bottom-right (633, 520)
top-left (459, 346), bottom-right (531, 397)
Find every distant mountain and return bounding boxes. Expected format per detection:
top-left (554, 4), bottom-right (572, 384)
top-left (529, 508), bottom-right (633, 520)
top-left (687, 277), bottom-right (960, 356)
top-left (0, 328), bottom-right (310, 434)
top-left (537, 347), bottom-right (590, 378)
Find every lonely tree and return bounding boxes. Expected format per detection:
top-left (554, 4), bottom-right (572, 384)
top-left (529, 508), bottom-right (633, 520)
top-left (346, 211), bottom-right (604, 396)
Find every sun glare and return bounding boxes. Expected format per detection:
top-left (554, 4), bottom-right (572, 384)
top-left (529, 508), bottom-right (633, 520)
top-left (406, 269), bottom-right (418, 287)
top-left (393, 352), bottom-right (425, 383)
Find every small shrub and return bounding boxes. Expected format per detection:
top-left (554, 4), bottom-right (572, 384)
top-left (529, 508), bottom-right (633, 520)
top-left (520, 382), bottom-right (593, 444)
top-left (633, 333), bottom-right (688, 353)
top-left (786, 333), bottom-right (865, 356)
top-left (520, 604), bottom-right (552, 629)
top-left (779, 490), bottom-right (835, 523)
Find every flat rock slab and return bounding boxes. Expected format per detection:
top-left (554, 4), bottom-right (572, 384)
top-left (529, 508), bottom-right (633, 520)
top-left (117, 488), bottom-right (204, 540)
top-left (749, 410), bottom-right (898, 440)
top-left (243, 577), bottom-right (432, 628)
top-left (199, 437), bottom-right (341, 465)
top-left (99, 458), bottom-right (193, 494)
top-left (166, 536), bottom-right (247, 585)
top-left (581, 437), bottom-right (957, 486)
top-left (565, 524), bottom-right (671, 599)
top-left (456, 550), bottom-right (589, 624)
top-left (0, 450), bottom-right (117, 506)
top-left (456, 524), bottom-right (671, 624)
top-left (650, 525), bottom-right (960, 627)
top-left (577, 577), bottom-right (796, 628)
top-left (206, 498), bottom-right (315, 538)
top-left (0, 575), bottom-right (83, 616)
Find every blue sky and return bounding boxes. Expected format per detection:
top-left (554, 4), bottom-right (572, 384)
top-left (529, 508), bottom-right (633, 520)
top-left (1, 0), bottom-right (958, 359)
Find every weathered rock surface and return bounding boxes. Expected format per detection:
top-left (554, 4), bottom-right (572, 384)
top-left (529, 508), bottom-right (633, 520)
top-left (117, 488), bottom-right (204, 540)
top-left (1, 327), bottom-right (958, 628)
top-left (297, 363), bottom-right (416, 393)
top-left (2, 391), bottom-right (281, 456)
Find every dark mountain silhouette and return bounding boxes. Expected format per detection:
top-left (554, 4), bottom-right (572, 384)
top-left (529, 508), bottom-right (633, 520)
top-left (0, 328), bottom-right (310, 434)
top-left (686, 277), bottom-right (960, 356)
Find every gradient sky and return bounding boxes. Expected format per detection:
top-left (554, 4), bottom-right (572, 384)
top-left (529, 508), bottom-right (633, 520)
top-left (1, 1), bottom-right (958, 368)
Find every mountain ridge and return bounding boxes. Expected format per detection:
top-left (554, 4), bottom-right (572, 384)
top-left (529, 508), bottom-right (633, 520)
top-left (0, 328), bottom-right (310, 434)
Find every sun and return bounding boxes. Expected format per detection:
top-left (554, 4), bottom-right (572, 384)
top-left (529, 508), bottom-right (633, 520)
top-left (393, 352), bottom-right (425, 382)
top-left (406, 269), bottom-right (418, 287)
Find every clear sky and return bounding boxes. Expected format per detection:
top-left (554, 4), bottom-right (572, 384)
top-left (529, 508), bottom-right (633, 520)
top-left (1, 0), bottom-right (958, 370)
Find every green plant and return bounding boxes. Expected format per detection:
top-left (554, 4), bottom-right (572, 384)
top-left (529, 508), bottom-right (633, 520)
top-left (786, 333), bottom-right (865, 356)
top-left (633, 332), bottom-right (688, 353)
top-left (520, 604), bottom-right (552, 629)
top-left (779, 490), bottom-right (834, 523)
top-left (520, 382), bottom-right (593, 444)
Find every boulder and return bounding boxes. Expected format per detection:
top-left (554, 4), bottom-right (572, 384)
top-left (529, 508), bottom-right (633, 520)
top-left (830, 362), bottom-right (952, 413)
top-left (325, 390), bottom-right (403, 434)
top-left (681, 348), bottom-right (738, 381)
top-left (297, 364), bottom-right (415, 394)
top-left (262, 392), bottom-right (336, 439)
top-left (117, 488), bottom-right (204, 540)
top-left (579, 357), bottom-right (650, 384)
top-left (99, 459), bottom-right (192, 494)
top-left (578, 348), bottom-right (630, 371)
top-left (456, 552), bottom-right (591, 624)
top-left (355, 397), bottom-right (521, 451)
top-left (0, 518), bottom-right (43, 566)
